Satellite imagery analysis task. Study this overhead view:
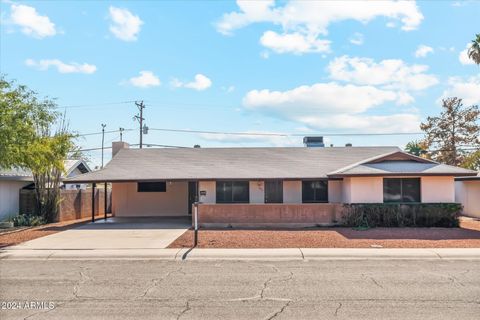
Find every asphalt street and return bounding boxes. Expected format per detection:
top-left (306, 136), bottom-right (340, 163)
top-left (1, 258), bottom-right (479, 319)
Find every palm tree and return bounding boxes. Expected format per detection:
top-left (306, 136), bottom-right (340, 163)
top-left (468, 33), bottom-right (480, 65)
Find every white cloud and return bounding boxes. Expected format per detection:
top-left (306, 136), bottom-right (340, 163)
top-left (349, 32), bottom-right (364, 46)
top-left (25, 59), bottom-right (96, 74)
top-left (260, 31), bottom-right (331, 54)
top-left (439, 76), bottom-right (480, 106)
top-left (171, 74), bottom-right (212, 91)
top-left (244, 82), bottom-right (405, 116)
top-left (128, 71), bottom-right (161, 88)
top-left (327, 55), bottom-right (438, 91)
top-left (9, 4), bottom-right (57, 38)
top-left (108, 6), bottom-right (143, 41)
top-left (299, 113), bottom-right (421, 133)
top-left (414, 44), bottom-right (434, 58)
top-left (459, 43), bottom-right (475, 65)
top-left (216, 1), bottom-right (423, 55)
top-left (242, 82), bottom-right (421, 132)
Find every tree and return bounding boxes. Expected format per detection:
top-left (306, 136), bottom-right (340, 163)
top-left (420, 97), bottom-right (479, 166)
top-left (468, 33), bottom-right (480, 65)
top-left (405, 140), bottom-right (429, 157)
top-left (0, 78), bottom-right (55, 168)
top-left (1, 77), bottom-right (75, 222)
top-left (461, 150), bottom-right (480, 171)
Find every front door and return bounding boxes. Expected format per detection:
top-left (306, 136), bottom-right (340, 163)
top-left (265, 180), bottom-right (283, 203)
top-left (188, 181), bottom-right (198, 215)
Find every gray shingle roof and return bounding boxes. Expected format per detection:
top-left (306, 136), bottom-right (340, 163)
top-left (330, 160), bottom-right (477, 176)
top-left (66, 146), bottom-right (409, 182)
top-left (0, 159), bottom-right (90, 181)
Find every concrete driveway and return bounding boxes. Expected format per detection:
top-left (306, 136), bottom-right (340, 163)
top-left (9, 217), bottom-right (190, 250)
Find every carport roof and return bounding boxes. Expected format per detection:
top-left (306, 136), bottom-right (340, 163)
top-left (66, 146), bottom-right (408, 182)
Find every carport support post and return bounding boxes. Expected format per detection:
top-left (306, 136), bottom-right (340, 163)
top-left (91, 182), bottom-right (96, 223)
top-left (194, 202), bottom-right (198, 247)
top-left (104, 182), bottom-right (108, 220)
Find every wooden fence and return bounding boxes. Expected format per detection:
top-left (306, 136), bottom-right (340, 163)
top-left (19, 189), bottom-right (112, 222)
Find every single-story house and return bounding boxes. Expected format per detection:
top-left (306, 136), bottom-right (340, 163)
top-left (0, 159), bottom-right (91, 220)
top-left (455, 175), bottom-right (480, 218)
top-left (65, 141), bottom-right (477, 226)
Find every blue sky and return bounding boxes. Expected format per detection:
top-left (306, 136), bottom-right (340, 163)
top-left (1, 0), bottom-right (479, 167)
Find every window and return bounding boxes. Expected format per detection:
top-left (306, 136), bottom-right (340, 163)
top-left (383, 178), bottom-right (420, 203)
top-left (265, 180), bottom-right (283, 203)
top-left (137, 182), bottom-right (167, 192)
top-left (302, 180), bottom-right (328, 203)
top-left (216, 181), bottom-right (249, 203)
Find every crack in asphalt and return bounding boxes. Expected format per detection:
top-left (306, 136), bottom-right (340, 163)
top-left (137, 266), bottom-right (185, 299)
top-left (448, 275), bottom-right (465, 287)
top-left (334, 302), bottom-right (342, 317)
top-left (265, 300), bottom-right (292, 320)
top-left (361, 273), bottom-right (383, 289)
top-left (176, 300), bottom-right (191, 320)
top-left (73, 267), bottom-right (94, 299)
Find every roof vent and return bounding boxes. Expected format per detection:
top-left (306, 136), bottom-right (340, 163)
top-left (303, 136), bottom-right (324, 147)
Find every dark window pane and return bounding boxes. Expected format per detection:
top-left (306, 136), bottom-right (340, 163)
top-left (216, 181), bottom-right (232, 203)
top-left (302, 180), bottom-right (328, 203)
top-left (265, 180), bottom-right (283, 203)
top-left (383, 178), bottom-right (420, 203)
top-left (137, 182), bottom-right (166, 192)
top-left (401, 178), bottom-right (420, 202)
top-left (232, 181), bottom-right (249, 203)
top-left (314, 180), bottom-right (328, 202)
top-left (383, 179), bottom-right (401, 202)
top-left (216, 181), bottom-right (249, 203)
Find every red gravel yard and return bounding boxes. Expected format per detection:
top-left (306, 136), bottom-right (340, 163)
top-left (168, 218), bottom-right (480, 249)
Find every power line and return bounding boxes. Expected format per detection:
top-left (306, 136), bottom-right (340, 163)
top-left (56, 100), bottom-right (136, 109)
top-left (74, 127), bottom-right (426, 138)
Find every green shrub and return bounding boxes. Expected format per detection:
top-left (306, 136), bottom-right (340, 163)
top-left (342, 203), bottom-right (461, 228)
top-left (9, 214), bottom-right (46, 227)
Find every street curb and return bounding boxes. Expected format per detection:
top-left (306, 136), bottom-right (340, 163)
top-left (1, 248), bottom-right (480, 261)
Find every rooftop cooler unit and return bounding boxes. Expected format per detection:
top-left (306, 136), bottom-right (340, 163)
top-left (303, 136), bottom-right (325, 147)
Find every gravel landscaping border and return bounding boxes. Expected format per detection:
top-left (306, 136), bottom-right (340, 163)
top-left (168, 217), bottom-right (480, 249)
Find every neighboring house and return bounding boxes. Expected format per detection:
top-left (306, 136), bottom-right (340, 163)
top-left (455, 175), bottom-right (480, 218)
top-left (65, 141), bottom-right (477, 226)
top-left (0, 168), bottom-right (33, 220)
top-left (0, 159), bottom-right (91, 220)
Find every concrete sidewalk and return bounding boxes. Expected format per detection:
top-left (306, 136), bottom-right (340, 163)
top-left (1, 247), bottom-right (480, 260)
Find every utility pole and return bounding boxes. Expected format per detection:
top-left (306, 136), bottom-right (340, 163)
top-left (101, 124), bottom-right (106, 168)
top-left (134, 101), bottom-right (145, 148)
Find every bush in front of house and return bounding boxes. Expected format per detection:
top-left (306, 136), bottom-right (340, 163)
top-left (342, 203), bottom-right (462, 228)
top-left (9, 214), bottom-right (46, 227)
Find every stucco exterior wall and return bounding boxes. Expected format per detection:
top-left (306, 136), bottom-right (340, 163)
top-left (344, 177), bottom-right (383, 203)
top-left (283, 180), bottom-right (302, 203)
top-left (198, 181), bottom-right (215, 203)
top-left (249, 180), bottom-right (265, 203)
top-left (456, 181), bottom-right (480, 218)
top-left (112, 181), bottom-right (188, 217)
top-left (328, 180), bottom-right (343, 203)
top-left (421, 176), bottom-right (455, 203)
top-left (0, 181), bottom-right (30, 220)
